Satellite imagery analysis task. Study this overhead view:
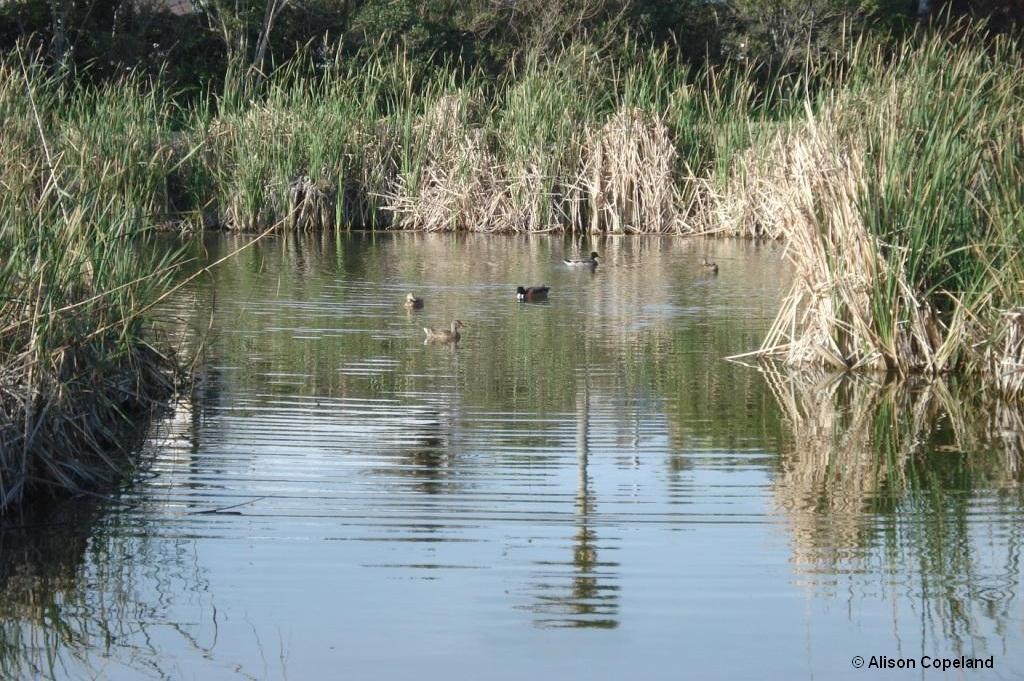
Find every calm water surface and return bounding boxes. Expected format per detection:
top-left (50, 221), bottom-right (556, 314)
top-left (2, 234), bottom-right (1023, 680)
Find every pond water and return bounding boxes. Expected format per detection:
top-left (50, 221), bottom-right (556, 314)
top-left (2, 233), bottom-right (1023, 680)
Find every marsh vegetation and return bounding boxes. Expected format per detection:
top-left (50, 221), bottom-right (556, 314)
top-left (0, 4), bottom-right (1021, 512)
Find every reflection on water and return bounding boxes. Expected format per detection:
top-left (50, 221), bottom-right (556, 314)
top-left (523, 377), bottom-right (620, 629)
top-left (767, 368), bottom-right (1024, 655)
top-left (1, 233), bottom-right (1022, 680)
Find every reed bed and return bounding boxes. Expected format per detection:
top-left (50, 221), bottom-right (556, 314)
top-left (200, 42), bottom-right (765, 234)
top-left (0, 54), bottom-right (182, 513)
top-left (0, 41), bottom-right (778, 239)
top-left (383, 99), bottom-right (687, 233)
top-left (384, 94), bottom-right (519, 231)
top-left (6, 28), bottom-right (1016, 241)
top-left (578, 108), bottom-right (684, 234)
top-left (722, 27), bottom-right (1024, 393)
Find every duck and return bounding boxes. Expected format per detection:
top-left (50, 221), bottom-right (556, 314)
top-left (516, 285), bottom-right (550, 301)
top-left (423, 320), bottom-right (464, 344)
top-left (404, 292), bottom-right (424, 309)
top-left (563, 251), bottom-right (600, 267)
top-left (701, 257), bottom-right (719, 274)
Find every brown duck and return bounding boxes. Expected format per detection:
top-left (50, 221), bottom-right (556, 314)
top-left (423, 320), bottom-right (464, 343)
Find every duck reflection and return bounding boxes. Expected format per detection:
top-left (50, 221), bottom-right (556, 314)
top-left (525, 381), bottom-right (620, 629)
top-left (392, 406), bottom-right (457, 496)
top-left (357, 402), bottom-right (461, 497)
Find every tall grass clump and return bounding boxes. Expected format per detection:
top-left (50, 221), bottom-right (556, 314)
top-left (0, 53), bottom-right (182, 513)
top-left (724, 24), bottom-right (1024, 390)
top-left (384, 91), bottom-right (516, 231)
top-left (205, 47), bottom-right (441, 231)
top-left (491, 48), bottom-right (603, 231)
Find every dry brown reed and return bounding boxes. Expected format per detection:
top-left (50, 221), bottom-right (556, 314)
top-left (710, 28), bottom-right (1022, 389)
top-left (384, 101), bottom-right (691, 234)
top-left (284, 175), bottom-right (337, 231)
top-left (727, 115), bottom-right (959, 375)
top-left (993, 309), bottom-right (1024, 399)
top-left (385, 96), bottom-right (520, 232)
top-left (575, 109), bottom-right (686, 234)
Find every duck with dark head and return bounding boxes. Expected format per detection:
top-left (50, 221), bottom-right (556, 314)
top-left (516, 285), bottom-right (550, 301)
top-left (563, 252), bottom-right (600, 268)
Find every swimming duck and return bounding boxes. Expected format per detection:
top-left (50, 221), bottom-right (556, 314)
top-left (563, 252), bottom-right (600, 267)
top-left (516, 285), bottom-right (550, 301)
top-left (404, 293), bottom-right (424, 309)
top-left (423, 320), bottom-right (464, 344)
top-left (702, 258), bottom-right (719, 274)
